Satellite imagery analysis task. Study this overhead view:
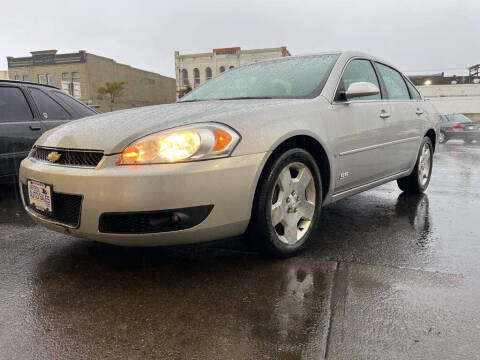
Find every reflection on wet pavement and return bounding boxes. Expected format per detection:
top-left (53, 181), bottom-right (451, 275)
top-left (1, 141), bottom-right (480, 359)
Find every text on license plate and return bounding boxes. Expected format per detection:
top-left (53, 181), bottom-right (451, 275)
top-left (27, 180), bottom-right (52, 213)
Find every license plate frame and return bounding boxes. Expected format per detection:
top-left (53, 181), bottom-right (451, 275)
top-left (27, 179), bottom-right (53, 213)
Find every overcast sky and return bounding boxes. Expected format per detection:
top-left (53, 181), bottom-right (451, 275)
top-left (1, 0), bottom-right (479, 77)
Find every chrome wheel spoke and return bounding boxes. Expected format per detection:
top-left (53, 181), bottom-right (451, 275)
top-left (271, 202), bottom-right (284, 226)
top-left (296, 167), bottom-right (313, 190)
top-left (283, 218), bottom-right (299, 244)
top-left (297, 200), bottom-right (315, 220)
top-left (278, 168), bottom-right (292, 192)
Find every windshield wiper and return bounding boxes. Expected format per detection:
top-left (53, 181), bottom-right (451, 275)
top-left (219, 96), bottom-right (273, 100)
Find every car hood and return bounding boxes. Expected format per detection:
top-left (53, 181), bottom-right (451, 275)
top-left (36, 99), bottom-right (306, 154)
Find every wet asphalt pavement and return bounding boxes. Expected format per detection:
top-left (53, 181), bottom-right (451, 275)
top-left (1, 142), bottom-right (480, 360)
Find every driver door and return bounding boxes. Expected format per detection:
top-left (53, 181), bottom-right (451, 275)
top-left (332, 58), bottom-right (391, 193)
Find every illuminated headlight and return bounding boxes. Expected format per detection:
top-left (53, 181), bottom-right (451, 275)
top-left (116, 123), bottom-right (240, 165)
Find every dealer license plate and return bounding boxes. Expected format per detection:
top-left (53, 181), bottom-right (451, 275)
top-left (27, 180), bottom-right (52, 213)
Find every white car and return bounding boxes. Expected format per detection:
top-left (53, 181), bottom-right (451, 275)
top-left (19, 51), bottom-right (439, 257)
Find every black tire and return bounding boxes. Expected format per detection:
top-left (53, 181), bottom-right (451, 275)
top-left (439, 131), bottom-right (447, 144)
top-left (397, 137), bottom-right (433, 194)
top-left (464, 139), bottom-right (474, 144)
top-left (249, 148), bottom-right (322, 258)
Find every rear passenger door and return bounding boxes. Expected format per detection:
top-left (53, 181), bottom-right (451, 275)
top-left (374, 62), bottom-right (422, 177)
top-left (27, 87), bottom-right (71, 131)
top-left (0, 85), bottom-right (44, 177)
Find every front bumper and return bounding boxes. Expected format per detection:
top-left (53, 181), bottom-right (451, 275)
top-left (19, 152), bottom-right (267, 246)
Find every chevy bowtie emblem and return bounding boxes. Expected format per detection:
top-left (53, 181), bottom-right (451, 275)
top-left (47, 151), bottom-right (61, 163)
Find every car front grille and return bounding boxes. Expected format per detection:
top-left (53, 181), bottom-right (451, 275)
top-left (22, 183), bottom-right (82, 228)
top-left (31, 146), bottom-right (104, 168)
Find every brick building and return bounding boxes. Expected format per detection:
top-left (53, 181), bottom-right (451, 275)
top-left (7, 50), bottom-right (176, 112)
top-left (174, 46), bottom-right (291, 99)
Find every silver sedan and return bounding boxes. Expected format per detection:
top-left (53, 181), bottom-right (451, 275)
top-left (19, 51), bottom-right (439, 257)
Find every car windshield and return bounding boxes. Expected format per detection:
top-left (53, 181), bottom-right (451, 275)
top-left (180, 55), bottom-right (338, 102)
top-left (445, 114), bottom-right (472, 123)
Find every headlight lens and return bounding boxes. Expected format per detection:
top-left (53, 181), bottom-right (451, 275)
top-left (116, 123), bottom-right (240, 165)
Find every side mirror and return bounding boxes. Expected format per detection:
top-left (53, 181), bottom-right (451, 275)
top-left (345, 82), bottom-right (380, 100)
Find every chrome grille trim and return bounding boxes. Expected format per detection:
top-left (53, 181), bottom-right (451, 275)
top-left (31, 146), bottom-right (104, 168)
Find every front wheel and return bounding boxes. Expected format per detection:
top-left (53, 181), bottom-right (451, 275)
top-left (397, 137), bottom-right (433, 194)
top-left (250, 148), bottom-right (322, 258)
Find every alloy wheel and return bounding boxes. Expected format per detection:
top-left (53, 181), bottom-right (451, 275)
top-left (418, 143), bottom-right (432, 186)
top-left (270, 162), bottom-right (316, 245)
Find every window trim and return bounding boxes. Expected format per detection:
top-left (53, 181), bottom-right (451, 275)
top-left (28, 86), bottom-right (72, 120)
top-left (333, 57), bottom-right (386, 104)
top-left (373, 61), bottom-right (412, 102)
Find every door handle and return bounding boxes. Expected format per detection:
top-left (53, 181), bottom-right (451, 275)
top-left (380, 110), bottom-right (391, 119)
top-left (416, 109), bottom-right (424, 115)
top-left (29, 125), bottom-right (41, 131)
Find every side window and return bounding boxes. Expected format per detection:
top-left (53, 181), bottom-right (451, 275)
top-left (406, 80), bottom-right (422, 100)
top-left (338, 59), bottom-right (381, 100)
top-left (0, 87), bottom-right (34, 122)
top-left (53, 91), bottom-right (96, 117)
top-left (29, 88), bottom-right (70, 120)
top-left (376, 63), bottom-right (410, 100)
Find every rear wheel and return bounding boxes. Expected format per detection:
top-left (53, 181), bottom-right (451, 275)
top-left (250, 148), bottom-right (322, 258)
top-left (397, 137), bottom-right (433, 194)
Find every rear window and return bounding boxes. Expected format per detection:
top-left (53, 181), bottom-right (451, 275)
top-left (0, 86), bottom-right (33, 122)
top-left (29, 87), bottom-right (70, 120)
top-left (445, 114), bottom-right (472, 123)
top-left (54, 91), bottom-right (96, 117)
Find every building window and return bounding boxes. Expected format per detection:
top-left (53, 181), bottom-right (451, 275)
top-left (23, 75), bottom-right (29, 82)
top-left (46, 74), bottom-right (53, 86)
top-left (193, 68), bottom-right (200, 84)
top-left (219, 66), bottom-right (225, 73)
top-left (206, 67), bottom-right (212, 80)
top-left (38, 74), bottom-right (46, 84)
top-left (182, 69), bottom-right (189, 86)
top-left (72, 72), bottom-right (80, 82)
top-left (62, 72), bottom-right (69, 82)
top-left (14, 75), bottom-right (21, 81)
top-left (229, 66), bottom-right (234, 70)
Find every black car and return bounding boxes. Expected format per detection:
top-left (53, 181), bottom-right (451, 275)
top-left (0, 80), bottom-right (97, 179)
top-left (439, 113), bottom-right (480, 144)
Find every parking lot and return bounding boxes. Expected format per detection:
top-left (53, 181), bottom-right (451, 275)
top-left (1, 141), bottom-right (480, 360)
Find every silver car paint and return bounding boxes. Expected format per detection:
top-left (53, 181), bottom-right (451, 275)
top-left (20, 51), bottom-right (440, 246)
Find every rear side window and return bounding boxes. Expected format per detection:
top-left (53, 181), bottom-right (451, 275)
top-left (406, 80), bottom-right (422, 100)
top-left (0, 87), bottom-right (33, 122)
top-left (29, 87), bottom-right (70, 120)
top-left (339, 59), bottom-right (381, 100)
top-left (376, 63), bottom-right (410, 100)
top-left (54, 91), bottom-right (96, 117)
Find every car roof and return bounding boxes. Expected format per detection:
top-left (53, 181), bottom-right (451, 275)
top-left (0, 79), bottom-right (59, 90)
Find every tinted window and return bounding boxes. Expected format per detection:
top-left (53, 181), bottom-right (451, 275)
top-left (406, 80), bottom-right (422, 100)
top-left (0, 87), bottom-right (33, 122)
top-left (29, 88), bottom-right (70, 120)
top-left (376, 63), bottom-right (410, 100)
top-left (339, 59), bottom-right (381, 100)
top-left (182, 55), bottom-right (338, 101)
top-left (54, 91), bottom-right (96, 117)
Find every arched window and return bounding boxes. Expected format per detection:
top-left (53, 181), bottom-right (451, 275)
top-left (219, 66), bottom-right (225, 73)
top-left (193, 68), bottom-right (200, 84)
top-left (206, 67), bottom-right (212, 80)
top-left (229, 66), bottom-right (234, 70)
top-left (182, 69), bottom-right (189, 86)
